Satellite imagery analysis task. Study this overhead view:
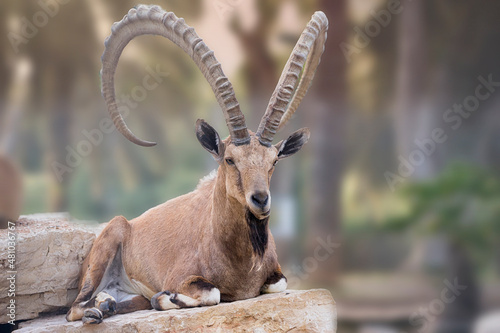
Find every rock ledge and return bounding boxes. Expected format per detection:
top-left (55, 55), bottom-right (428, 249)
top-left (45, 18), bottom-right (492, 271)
top-left (17, 289), bottom-right (336, 332)
top-left (0, 213), bottom-right (99, 323)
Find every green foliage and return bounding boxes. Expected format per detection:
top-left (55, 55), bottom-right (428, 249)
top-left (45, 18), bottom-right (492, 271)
top-left (384, 164), bottom-right (500, 267)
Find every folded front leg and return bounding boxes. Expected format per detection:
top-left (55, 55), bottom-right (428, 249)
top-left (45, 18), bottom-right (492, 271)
top-left (151, 275), bottom-right (220, 310)
top-left (261, 267), bottom-right (287, 293)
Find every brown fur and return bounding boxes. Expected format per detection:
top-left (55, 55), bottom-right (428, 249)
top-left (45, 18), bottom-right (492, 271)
top-left (0, 155), bottom-right (22, 229)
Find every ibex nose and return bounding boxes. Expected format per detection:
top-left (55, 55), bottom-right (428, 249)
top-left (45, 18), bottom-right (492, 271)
top-left (251, 192), bottom-right (269, 209)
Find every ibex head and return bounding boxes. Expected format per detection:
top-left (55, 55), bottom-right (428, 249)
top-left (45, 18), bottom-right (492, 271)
top-left (196, 123), bottom-right (310, 218)
top-left (101, 5), bottom-right (328, 218)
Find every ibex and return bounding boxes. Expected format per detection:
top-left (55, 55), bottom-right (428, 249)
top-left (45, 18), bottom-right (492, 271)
top-left (67, 5), bottom-right (327, 324)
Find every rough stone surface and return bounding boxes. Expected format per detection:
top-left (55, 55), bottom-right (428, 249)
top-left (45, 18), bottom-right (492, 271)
top-left (17, 289), bottom-right (336, 333)
top-left (0, 213), bottom-right (99, 323)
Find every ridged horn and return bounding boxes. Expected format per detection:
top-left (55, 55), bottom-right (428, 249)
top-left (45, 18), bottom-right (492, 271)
top-left (101, 5), bottom-right (250, 147)
top-left (256, 11), bottom-right (328, 146)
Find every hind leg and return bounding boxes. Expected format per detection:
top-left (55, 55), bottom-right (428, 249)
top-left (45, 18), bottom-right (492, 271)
top-left (81, 291), bottom-right (152, 325)
top-left (66, 216), bottom-right (131, 322)
top-left (151, 275), bottom-right (220, 310)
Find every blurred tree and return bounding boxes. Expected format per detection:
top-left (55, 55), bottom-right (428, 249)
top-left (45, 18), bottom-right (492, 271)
top-left (230, 0), bottom-right (282, 126)
top-left (1, 1), bottom-right (205, 219)
top-left (387, 165), bottom-right (500, 273)
top-left (304, 0), bottom-right (348, 284)
top-left (392, 0), bottom-right (436, 180)
top-left (0, 2), bottom-right (12, 111)
top-left (383, 164), bottom-right (500, 332)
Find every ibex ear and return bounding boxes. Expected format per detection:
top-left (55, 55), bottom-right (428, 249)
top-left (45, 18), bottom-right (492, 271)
top-left (196, 119), bottom-right (225, 161)
top-left (274, 128), bottom-right (310, 160)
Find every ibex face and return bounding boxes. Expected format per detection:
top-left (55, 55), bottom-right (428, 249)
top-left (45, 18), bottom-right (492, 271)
top-left (222, 136), bottom-right (277, 218)
top-left (196, 121), bottom-right (310, 219)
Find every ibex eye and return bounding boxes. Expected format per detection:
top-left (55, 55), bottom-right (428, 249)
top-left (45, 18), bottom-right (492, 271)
top-left (225, 158), bottom-right (235, 165)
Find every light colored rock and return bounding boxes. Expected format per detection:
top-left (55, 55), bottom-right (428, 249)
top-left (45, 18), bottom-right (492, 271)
top-left (17, 289), bottom-right (336, 332)
top-left (473, 310), bottom-right (500, 333)
top-left (0, 213), bottom-right (100, 323)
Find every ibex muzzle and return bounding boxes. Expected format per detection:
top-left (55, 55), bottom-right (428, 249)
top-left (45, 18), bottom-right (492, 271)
top-left (67, 4), bottom-right (327, 324)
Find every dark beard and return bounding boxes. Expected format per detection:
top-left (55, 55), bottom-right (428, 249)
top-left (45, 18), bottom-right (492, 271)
top-left (245, 209), bottom-right (269, 258)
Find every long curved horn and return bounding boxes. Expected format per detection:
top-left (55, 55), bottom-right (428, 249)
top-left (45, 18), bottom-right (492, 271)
top-left (256, 11), bottom-right (328, 146)
top-left (101, 5), bottom-right (250, 147)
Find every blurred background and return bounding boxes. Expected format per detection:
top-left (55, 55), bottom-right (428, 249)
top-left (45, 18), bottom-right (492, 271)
top-left (1, 0), bottom-right (500, 332)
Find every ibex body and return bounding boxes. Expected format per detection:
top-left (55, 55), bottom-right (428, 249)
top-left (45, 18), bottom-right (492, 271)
top-left (67, 5), bottom-right (327, 324)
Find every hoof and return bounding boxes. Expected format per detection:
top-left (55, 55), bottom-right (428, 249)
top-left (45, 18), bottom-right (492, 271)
top-left (98, 297), bottom-right (117, 316)
top-left (65, 308), bottom-right (79, 322)
top-left (151, 291), bottom-right (171, 310)
top-left (82, 308), bottom-right (103, 325)
top-left (96, 292), bottom-right (117, 317)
